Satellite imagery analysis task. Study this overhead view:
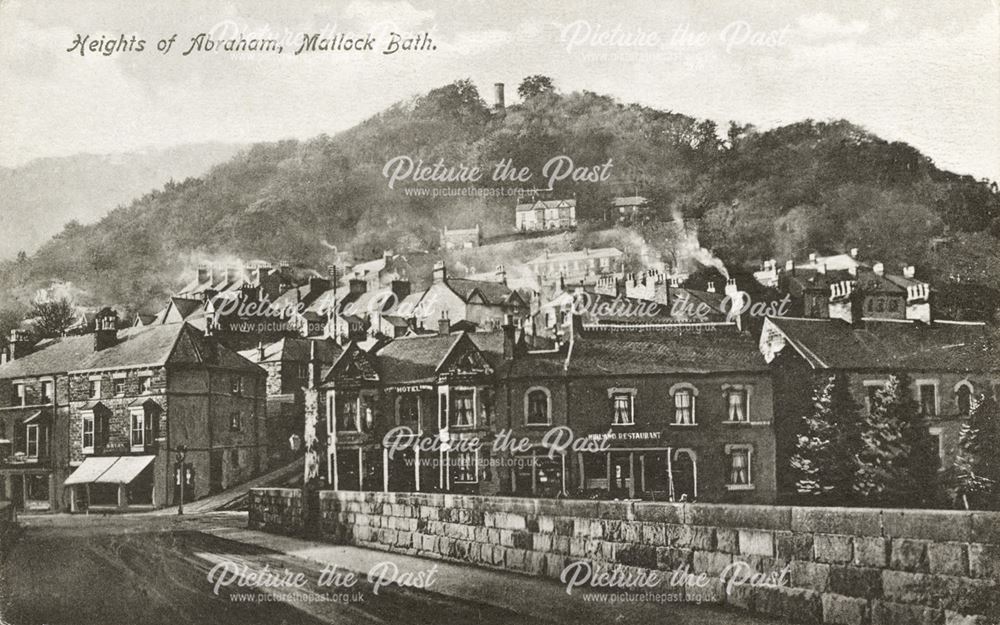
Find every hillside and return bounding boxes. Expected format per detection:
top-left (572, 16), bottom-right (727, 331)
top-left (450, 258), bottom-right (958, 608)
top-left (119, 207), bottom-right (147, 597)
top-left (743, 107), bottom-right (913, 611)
top-left (1, 78), bottom-right (998, 323)
top-left (0, 142), bottom-right (245, 260)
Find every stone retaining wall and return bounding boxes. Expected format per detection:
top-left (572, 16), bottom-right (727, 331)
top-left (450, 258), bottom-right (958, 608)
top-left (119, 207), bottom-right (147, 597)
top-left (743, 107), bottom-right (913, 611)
top-left (248, 489), bottom-right (1000, 624)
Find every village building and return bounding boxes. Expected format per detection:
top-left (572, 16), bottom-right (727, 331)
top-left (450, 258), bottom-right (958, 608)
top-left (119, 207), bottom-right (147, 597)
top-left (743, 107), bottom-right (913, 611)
top-left (515, 198), bottom-right (577, 232)
top-left (0, 309), bottom-right (268, 512)
top-left (759, 314), bottom-right (1000, 497)
top-left (440, 224), bottom-right (481, 250)
top-left (608, 195), bottom-right (651, 224)
top-left (414, 262), bottom-right (530, 332)
top-left (237, 337), bottom-right (340, 467)
top-left (313, 327), bottom-right (505, 495)
top-left (497, 318), bottom-right (775, 503)
top-left (526, 247), bottom-right (623, 284)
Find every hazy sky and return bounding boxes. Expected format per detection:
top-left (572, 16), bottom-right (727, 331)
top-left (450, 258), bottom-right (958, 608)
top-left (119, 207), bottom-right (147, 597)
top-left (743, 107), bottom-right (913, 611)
top-left (1, 0), bottom-right (997, 181)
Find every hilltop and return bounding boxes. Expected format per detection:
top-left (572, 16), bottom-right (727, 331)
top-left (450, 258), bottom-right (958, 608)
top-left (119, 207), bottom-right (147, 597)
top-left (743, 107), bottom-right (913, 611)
top-left (0, 77), bottom-right (997, 324)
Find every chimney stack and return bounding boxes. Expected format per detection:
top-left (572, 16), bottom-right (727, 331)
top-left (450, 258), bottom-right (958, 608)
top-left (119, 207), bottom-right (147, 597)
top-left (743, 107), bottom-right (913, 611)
top-left (785, 259), bottom-right (795, 275)
top-left (493, 82), bottom-right (505, 111)
top-left (93, 307), bottom-right (119, 351)
top-left (197, 265), bottom-right (210, 285)
top-left (724, 278), bottom-right (739, 298)
top-left (850, 247), bottom-right (859, 259)
top-left (349, 278), bottom-right (367, 296)
top-left (6, 329), bottom-right (29, 361)
top-left (817, 263), bottom-right (827, 275)
top-left (437, 312), bottom-right (450, 336)
top-left (873, 262), bottom-right (885, 277)
top-left (808, 252), bottom-right (817, 264)
top-left (706, 282), bottom-right (716, 294)
top-left (390, 279), bottom-right (411, 302)
top-left (496, 264), bottom-right (507, 286)
top-left (903, 265), bottom-right (916, 279)
top-left (502, 314), bottom-right (516, 361)
top-left (432, 261), bottom-right (447, 284)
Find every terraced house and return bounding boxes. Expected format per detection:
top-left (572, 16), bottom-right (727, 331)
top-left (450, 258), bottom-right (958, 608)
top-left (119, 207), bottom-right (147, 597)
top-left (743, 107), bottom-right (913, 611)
top-left (306, 314), bottom-right (777, 503)
top-left (0, 308), bottom-right (269, 511)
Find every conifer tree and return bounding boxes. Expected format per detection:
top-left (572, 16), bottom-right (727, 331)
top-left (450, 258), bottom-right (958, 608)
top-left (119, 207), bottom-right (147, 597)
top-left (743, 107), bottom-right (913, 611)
top-left (955, 395), bottom-right (1000, 509)
top-left (791, 372), bottom-right (864, 503)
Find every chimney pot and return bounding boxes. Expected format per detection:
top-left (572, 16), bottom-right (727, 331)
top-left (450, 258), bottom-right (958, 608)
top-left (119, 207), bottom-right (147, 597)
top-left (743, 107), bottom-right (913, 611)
top-left (432, 261), bottom-right (447, 284)
top-left (93, 307), bottom-right (119, 351)
top-left (706, 282), bottom-right (716, 293)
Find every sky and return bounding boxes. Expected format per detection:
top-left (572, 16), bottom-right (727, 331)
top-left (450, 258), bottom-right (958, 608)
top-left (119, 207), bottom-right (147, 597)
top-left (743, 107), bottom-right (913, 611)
top-left (1, 0), bottom-right (997, 181)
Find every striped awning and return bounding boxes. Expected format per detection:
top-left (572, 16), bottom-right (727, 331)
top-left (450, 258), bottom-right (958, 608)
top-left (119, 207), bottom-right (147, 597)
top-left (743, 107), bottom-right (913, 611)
top-left (63, 455), bottom-right (155, 486)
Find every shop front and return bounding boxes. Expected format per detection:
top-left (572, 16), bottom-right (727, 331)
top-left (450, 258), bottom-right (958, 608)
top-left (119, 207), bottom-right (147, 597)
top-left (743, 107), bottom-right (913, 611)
top-left (63, 455), bottom-right (156, 511)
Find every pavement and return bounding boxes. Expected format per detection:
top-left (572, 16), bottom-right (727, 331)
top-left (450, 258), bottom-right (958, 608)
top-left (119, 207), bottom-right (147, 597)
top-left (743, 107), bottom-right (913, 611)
top-left (1, 510), bottom-right (802, 625)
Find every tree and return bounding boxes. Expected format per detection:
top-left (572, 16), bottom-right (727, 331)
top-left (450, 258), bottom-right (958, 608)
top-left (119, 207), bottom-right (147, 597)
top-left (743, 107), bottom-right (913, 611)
top-left (517, 75), bottom-right (555, 100)
top-left (29, 298), bottom-right (77, 338)
top-left (791, 373), bottom-right (864, 503)
top-left (954, 395), bottom-right (1000, 509)
top-left (855, 374), bottom-right (940, 507)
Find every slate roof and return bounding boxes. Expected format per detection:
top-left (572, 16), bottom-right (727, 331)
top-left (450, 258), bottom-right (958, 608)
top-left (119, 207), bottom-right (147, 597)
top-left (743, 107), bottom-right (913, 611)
top-left (505, 326), bottom-right (766, 378)
top-left (0, 322), bottom-right (261, 379)
top-left (237, 337), bottom-right (341, 364)
top-left (515, 199), bottom-right (576, 212)
top-left (763, 317), bottom-right (1000, 372)
top-left (445, 278), bottom-right (514, 306)
top-left (612, 196), bottom-right (648, 207)
top-left (374, 333), bottom-right (463, 384)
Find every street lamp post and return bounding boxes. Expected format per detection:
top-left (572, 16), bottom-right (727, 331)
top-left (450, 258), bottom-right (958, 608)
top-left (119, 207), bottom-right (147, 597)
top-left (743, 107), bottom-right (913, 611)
top-left (175, 445), bottom-right (187, 516)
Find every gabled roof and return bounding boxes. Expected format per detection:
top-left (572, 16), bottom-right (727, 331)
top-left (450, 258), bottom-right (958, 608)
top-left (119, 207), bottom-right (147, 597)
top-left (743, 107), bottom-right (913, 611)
top-left (444, 278), bottom-right (514, 306)
top-left (760, 316), bottom-right (1000, 372)
top-left (516, 198), bottom-right (576, 212)
top-left (0, 322), bottom-right (262, 379)
top-left (323, 342), bottom-right (379, 385)
top-left (374, 333), bottom-right (463, 384)
top-left (237, 337), bottom-right (341, 364)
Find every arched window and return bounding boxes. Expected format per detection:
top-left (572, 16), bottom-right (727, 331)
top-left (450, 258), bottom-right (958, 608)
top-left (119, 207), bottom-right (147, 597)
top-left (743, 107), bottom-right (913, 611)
top-left (525, 387), bottom-right (551, 426)
top-left (669, 383), bottom-right (698, 425)
top-left (955, 381), bottom-right (974, 416)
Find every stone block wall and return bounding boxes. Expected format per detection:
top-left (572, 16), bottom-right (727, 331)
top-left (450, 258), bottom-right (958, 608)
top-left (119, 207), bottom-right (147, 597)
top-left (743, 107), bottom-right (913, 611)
top-left (248, 489), bottom-right (1000, 624)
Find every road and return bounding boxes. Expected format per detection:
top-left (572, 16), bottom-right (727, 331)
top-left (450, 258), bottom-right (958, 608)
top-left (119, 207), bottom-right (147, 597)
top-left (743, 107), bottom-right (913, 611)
top-left (0, 513), bottom-right (546, 625)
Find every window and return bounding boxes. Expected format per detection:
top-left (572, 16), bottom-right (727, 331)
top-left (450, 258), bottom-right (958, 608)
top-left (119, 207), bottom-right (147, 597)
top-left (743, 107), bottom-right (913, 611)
top-left (41, 381), bottom-right (53, 404)
top-left (131, 410), bottom-right (145, 448)
top-left (726, 390), bottom-right (749, 422)
top-left (956, 384), bottom-right (973, 416)
top-left (397, 394), bottom-right (420, 424)
top-left (88, 380), bottom-right (101, 399)
top-left (336, 394), bottom-right (358, 432)
top-left (726, 445), bottom-right (753, 488)
top-left (451, 390), bottom-right (475, 428)
top-left (14, 383), bottom-right (25, 406)
top-left (231, 376), bottom-right (243, 396)
top-left (82, 414), bottom-right (95, 452)
top-left (113, 379), bottom-right (126, 396)
top-left (229, 411), bottom-right (241, 432)
top-left (525, 388), bottom-right (550, 426)
top-left (865, 383), bottom-right (884, 414)
top-left (919, 383), bottom-right (937, 416)
top-left (139, 376), bottom-right (152, 394)
top-left (26, 424), bottom-right (39, 458)
top-left (453, 451), bottom-right (478, 483)
top-left (611, 393), bottom-right (634, 426)
top-left (674, 390), bottom-right (694, 425)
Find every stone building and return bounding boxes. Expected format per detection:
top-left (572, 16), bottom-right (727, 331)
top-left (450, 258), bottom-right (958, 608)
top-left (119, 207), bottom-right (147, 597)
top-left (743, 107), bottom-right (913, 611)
top-left (759, 314), bottom-right (1000, 497)
top-left (0, 309), bottom-right (269, 512)
top-left (515, 198), bottom-right (577, 231)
